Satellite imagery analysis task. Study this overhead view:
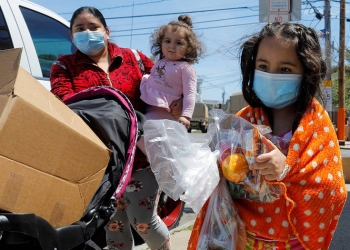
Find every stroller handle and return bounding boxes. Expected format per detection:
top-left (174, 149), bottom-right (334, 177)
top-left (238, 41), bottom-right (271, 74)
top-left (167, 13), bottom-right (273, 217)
top-left (135, 110), bottom-right (146, 141)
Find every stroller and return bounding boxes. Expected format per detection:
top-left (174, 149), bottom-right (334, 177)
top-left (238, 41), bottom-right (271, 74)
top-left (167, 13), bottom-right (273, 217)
top-left (0, 86), bottom-right (184, 250)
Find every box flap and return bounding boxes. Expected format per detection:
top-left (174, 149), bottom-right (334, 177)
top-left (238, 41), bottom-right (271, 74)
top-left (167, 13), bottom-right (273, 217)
top-left (0, 96), bottom-right (9, 117)
top-left (78, 168), bottom-right (106, 208)
top-left (0, 49), bottom-right (22, 116)
top-left (0, 48), bottom-right (21, 96)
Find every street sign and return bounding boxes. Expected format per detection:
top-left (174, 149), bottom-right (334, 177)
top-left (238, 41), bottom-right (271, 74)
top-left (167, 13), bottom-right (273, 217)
top-left (322, 87), bottom-right (332, 112)
top-left (321, 80), bottom-right (333, 112)
top-left (269, 0), bottom-right (290, 12)
top-left (322, 79), bottom-right (333, 87)
top-left (268, 13), bottom-right (290, 23)
top-left (259, 0), bottom-right (301, 22)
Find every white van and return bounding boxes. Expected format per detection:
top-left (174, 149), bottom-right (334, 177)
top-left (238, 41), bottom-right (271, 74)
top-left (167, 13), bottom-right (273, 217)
top-left (0, 0), bottom-right (74, 89)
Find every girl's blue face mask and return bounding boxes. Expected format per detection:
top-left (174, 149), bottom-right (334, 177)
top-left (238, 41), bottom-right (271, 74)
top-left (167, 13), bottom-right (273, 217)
top-left (253, 70), bottom-right (302, 109)
top-left (73, 30), bottom-right (106, 55)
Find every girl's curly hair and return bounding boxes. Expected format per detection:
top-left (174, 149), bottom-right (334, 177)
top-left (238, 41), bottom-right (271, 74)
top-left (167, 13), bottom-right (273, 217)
top-left (240, 22), bottom-right (326, 132)
top-left (150, 14), bottom-right (204, 64)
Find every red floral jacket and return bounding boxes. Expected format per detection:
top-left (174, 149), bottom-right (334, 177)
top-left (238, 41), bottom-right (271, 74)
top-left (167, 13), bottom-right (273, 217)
top-left (50, 42), bottom-right (153, 113)
top-left (50, 42), bottom-right (154, 170)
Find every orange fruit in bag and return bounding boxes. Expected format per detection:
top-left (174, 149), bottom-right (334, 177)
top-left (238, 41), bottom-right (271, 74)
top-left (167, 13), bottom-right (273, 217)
top-left (221, 153), bottom-right (249, 183)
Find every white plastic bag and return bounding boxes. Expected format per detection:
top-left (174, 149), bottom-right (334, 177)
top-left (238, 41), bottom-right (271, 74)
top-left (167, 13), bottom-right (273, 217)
top-left (197, 178), bottom-right (238, 250)
top-left (143, 119), bottom-right (220, 213)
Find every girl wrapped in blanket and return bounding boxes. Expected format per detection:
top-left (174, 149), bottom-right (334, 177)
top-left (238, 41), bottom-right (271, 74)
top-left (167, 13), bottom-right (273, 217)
top-left (188, 22), bottom-right (347, 250)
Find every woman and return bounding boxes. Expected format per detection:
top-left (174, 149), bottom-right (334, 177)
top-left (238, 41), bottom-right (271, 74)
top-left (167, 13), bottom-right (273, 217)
top-left (50, 6), bottom-right (181, 250)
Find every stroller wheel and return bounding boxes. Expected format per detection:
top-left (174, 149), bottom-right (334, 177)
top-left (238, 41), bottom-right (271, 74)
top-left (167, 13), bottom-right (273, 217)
top-left (158, 192), bottom-right (185, 230)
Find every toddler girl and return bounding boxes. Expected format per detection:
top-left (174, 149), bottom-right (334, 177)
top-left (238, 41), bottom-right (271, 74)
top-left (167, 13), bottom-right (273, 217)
top-left (140, 14), bottom-right (204, 129)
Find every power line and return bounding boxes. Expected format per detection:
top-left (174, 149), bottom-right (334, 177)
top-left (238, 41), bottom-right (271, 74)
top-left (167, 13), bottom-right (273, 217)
top-left (306, 0), bottom-right (323, 20)
top-left (104, 6), bottom-right (256, 20)
top-left (106, 4), bottom-right (333, 37)
top-left (109, 22), bottom-right (261, 38)
top-left (58, 0), bottom-right (170, 14)
top-left (109, 14), bottom-right (259, 33)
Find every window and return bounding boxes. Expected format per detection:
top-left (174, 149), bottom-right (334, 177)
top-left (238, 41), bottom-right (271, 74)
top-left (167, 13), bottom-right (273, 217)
top-left (0, 8), bottom-right (14, 50)
top-left (20, 7), bottom-right (76, 77)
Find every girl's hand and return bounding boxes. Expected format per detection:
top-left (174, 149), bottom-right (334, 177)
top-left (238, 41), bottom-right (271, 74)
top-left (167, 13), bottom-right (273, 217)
top-left (178, 116), bottom-right (190, 130)
top-left (249, 136), bottom-right (286, 181)
top-left (170, 97), bottom-right (183, 119)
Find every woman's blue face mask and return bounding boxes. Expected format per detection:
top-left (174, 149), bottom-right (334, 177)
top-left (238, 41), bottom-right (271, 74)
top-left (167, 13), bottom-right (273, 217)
top-left (253, 70), bottom-right (302, 109)
top-left (73, 30), bottom-right (106, 55)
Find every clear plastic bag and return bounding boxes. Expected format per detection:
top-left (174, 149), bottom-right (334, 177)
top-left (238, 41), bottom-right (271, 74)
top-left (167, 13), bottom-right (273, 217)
top-left (197, 179), bottom-right (240, 250)
top-left (143, 119), bottom-right (220, 213)
top-left (208, 109), bottom-right (283, 203)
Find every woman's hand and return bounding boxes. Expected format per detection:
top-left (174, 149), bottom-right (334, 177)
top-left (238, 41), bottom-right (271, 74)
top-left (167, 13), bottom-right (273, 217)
top-left (249, 136), bottom-right (286, 181)
top-left (169, 97), bottom-right (183, 120)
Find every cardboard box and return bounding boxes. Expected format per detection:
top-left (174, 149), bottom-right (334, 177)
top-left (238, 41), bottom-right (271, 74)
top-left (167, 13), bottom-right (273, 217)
top-left (0, 48), bottom-right (110, 227)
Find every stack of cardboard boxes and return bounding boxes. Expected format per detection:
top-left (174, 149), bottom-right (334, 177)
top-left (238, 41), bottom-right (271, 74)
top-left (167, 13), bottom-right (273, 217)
top-left (0, 48), bottom-right (110, 228)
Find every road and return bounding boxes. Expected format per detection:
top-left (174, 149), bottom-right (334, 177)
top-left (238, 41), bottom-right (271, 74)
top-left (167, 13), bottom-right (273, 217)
top-left (178, 133), bottom-right (350, 249)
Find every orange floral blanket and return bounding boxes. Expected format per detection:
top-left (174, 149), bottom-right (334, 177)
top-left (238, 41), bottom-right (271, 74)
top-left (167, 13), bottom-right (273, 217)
top-left (188, 99), bottom-right (347, 250)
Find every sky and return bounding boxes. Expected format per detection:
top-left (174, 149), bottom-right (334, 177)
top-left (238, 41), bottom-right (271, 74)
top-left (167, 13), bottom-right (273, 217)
top-left (29, 0), bottom-right (348, 104)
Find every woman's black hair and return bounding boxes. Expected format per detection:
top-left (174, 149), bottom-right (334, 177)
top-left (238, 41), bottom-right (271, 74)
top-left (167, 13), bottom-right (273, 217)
top-left (240, 22), bottom-right (326, 132)
top-left (70, 6), bottom-right (107, 30)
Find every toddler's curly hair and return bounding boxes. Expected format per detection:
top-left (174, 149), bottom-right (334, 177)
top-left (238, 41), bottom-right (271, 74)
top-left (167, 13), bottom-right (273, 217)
top-left (150, 14), bottom-right (204, 64)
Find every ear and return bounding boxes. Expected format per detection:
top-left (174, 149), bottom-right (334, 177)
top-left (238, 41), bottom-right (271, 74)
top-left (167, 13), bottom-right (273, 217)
top-left (105, 27), bottom-right (110, 39)
top-left (70, 31), bottom-right (74, 40)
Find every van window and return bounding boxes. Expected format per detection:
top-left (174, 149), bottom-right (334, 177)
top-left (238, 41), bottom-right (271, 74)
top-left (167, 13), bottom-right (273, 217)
top-left (20, 7), bottom-right (76, 77)
top-left (0, 8), bottom-right (14, 50)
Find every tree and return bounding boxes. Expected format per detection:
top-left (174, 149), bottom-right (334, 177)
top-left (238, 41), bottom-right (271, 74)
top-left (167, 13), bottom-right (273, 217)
top-left (331, 67), bottom-right (350, 118)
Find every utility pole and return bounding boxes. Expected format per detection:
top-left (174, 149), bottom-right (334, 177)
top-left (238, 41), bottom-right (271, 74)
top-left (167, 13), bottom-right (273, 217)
top-left (197, 78), bottom-right (203, 103)
top-left (221, 87), bottom-right (225, 105)
top-left (324, 0), bottom-right (331, 79)
top-left (322, 0), bottom-right (333, 119)
top-left (338, 0), bottom-right (346, 145)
